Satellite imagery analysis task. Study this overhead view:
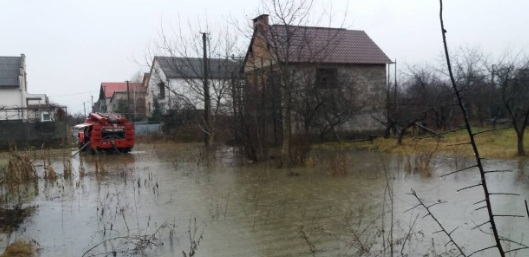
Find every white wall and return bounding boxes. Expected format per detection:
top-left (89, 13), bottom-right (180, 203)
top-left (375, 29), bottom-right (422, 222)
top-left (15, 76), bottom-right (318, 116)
top-left (0, 88), bottom-right (25, 120)
top-left (146, 59), bottom-right (239, 119)
top-left (0, 88), bottom-right (24, 107)
top-left (26, 93), bottom-right (48, 106)
top-left (0, 56), bottom-right (53, 121)
top-left (147, 60), bottom-right (169, 115)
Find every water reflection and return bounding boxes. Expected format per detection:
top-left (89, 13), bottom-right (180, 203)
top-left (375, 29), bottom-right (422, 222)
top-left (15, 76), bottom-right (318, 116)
top-left (1, 144), bottom-right (528, 256)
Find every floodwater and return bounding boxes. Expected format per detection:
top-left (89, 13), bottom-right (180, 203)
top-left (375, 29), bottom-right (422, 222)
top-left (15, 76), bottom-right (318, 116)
top-left (2, 143), bottom-right (529, 257)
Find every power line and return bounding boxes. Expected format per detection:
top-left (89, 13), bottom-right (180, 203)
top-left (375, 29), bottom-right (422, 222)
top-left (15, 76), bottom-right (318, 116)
top-left (49, 90), bottom-right (98, 97)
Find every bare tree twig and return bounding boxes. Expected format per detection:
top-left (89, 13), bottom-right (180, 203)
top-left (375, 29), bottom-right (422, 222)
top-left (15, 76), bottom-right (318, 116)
top-left (410, 189), bottom-right (467, 256)
top-left (439, 1), bottom-right (505, 255)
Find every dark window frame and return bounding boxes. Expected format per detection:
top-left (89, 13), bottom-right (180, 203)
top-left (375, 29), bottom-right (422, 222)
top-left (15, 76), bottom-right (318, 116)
top-left (316, 68), bottom-right (338, 89)
top-left (158, 82), bottom-right (165, 99)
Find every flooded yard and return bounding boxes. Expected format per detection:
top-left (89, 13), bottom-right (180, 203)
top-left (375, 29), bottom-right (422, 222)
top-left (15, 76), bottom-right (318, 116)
top-left (1, 143), bottom-right (529, 256)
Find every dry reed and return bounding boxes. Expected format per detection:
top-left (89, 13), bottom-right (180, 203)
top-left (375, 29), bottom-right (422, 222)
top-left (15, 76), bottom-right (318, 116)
top-left (5, 149), bottom-right (38, 192)
top-left (63, 150), bottom-right (72, 179)
top-left (0, 240), bottom-right (39, 257)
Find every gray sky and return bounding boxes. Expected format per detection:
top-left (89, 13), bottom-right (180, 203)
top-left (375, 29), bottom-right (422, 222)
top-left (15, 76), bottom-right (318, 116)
top-left (2, 0), bottom-right (528, 115)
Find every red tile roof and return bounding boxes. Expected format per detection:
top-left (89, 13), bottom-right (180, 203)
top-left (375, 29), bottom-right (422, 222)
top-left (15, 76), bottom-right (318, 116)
top-left (266, 25), bottom-right (392, 64)
top-left (100, 82), bottom-right (144, 98)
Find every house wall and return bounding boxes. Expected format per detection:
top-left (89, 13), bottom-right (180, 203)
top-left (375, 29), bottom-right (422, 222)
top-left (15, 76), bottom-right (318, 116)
top-left (0, 88), bottom-right (24, 107)
top-left (337, 64), bottom-right (387, 134)
top-left (26, 93), bottom-right (48, 106)
top-left (147, 60), bottom-right (169, 115)
top-left (0, 88), bottom-right (25, 120)
top-left (105, 98), bottom-right (112, 112)
top-left (147, 59), bottom-right (235, 117)
top-left (110, 93), bottom-right (127, 111)
top-left (147, 60), bottom-right (207, 114)
top-left (245, 63), bottom-right (387, 137)
top-left (290, 63), bottom-right (386, 134)
top-left (110, 91), bottom-right (147, 120)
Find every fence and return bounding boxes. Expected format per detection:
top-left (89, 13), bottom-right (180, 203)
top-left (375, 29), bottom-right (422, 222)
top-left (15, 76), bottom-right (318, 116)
top-left (134, 122), bottom-right (161, 135)
top-left (0, 120), bottom-right (69, 149)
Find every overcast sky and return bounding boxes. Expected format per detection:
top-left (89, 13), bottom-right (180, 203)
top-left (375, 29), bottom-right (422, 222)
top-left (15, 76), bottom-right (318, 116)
top-left (2, 0), bottom-right (528, 115)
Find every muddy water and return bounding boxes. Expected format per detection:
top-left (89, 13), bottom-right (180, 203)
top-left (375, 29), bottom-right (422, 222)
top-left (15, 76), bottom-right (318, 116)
top-left (2, 144), bottom-right (529, 257)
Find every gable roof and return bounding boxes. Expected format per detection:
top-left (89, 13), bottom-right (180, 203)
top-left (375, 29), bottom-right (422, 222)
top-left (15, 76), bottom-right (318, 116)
top-left (100, 82), bottom-right (143, 99)
top-left (155, 57), bottom-right (242, 79)
top-left (244, 24), bottom-right (392, 66)
top-left (267, 25), bottom-right (391, 64)
top-left (0, 56), bottom-right (22, 87)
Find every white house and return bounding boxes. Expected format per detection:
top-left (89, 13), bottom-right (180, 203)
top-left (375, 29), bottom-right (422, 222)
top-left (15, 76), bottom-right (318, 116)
top-left (0, 54), bottom-right (53, 121)
top-left (146, 56), bottom-right (242, 118)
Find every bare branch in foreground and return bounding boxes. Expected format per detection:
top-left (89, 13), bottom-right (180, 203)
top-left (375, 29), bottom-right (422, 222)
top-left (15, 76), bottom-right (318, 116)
top-left (410, 189), bottom-right (467, 257)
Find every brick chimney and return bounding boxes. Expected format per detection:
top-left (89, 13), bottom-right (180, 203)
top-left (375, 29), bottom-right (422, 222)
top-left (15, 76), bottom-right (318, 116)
top-left (252, 14), bottom-right (269, 32)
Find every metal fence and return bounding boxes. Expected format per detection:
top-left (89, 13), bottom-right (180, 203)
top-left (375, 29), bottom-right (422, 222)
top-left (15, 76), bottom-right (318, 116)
top-left (0, 120), bottom-right (69, 149)
top-left (134, 122), bottom-right (161, 135)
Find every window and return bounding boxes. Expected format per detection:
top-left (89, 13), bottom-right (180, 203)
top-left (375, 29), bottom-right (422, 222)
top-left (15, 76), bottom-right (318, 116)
top-left (158, 82), bottom-right (165, 99)
top-left (41, 113), bottom-right (51, 122)
top-left (316, 68), bottom-right (338, 89)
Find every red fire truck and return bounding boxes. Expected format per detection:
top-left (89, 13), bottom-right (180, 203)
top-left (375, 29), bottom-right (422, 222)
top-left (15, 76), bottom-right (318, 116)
top-left (75, 112), bottom-right (134, 154)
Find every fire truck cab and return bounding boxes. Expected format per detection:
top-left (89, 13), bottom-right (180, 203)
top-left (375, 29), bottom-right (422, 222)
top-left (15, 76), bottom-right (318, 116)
top-left (75, 112), bottom-right (134, 154)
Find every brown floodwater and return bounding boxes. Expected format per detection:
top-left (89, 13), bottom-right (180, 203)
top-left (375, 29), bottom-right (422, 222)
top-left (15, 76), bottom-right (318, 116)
top-left (1, 143), bottom-right (529, 257)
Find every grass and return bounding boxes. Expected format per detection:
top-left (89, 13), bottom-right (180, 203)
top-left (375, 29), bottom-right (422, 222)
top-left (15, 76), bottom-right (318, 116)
top-left (0, 241), bottom-right (38, 257)
top-left (317, 127), bottom-right (528, 160)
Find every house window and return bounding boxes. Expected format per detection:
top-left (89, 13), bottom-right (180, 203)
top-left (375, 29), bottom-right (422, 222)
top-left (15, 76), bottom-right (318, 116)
top-left (316, 68), bottom-right (338, 88)
top-left (158, 82), bottom-right (165, 99)
top-left (41, 113), bottom-right (51, 122)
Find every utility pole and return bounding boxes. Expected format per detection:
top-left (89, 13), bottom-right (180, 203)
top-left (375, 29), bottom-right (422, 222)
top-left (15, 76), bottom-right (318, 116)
top-left (202, 32), bottom-right (210, 148)
top-left (126, 80), bottom-right (131, 120)
top-left (387, 63), bottom-right (391, 117)
top-left (91, 95), bottom-right (94, 112)
top-left (394, 59), bottom-right (397, 110)
top-left (83, 102), bottom-right (86, 117)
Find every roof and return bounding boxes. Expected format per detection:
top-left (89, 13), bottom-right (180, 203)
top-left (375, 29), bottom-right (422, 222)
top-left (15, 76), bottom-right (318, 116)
top-left (155, 57), bottom-right (242, 79)
top-left (263, 25), bottom-right (391, 64)
top-left (100, 82), bottom-right (144, 99)
top-left (0, 56), bottom-right (22, 87)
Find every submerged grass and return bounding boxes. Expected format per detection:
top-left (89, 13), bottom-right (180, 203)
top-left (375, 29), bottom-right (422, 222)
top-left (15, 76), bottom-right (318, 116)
top-left (0, 206), bottom-right (37, 233)
top-left (0, 240), bottom-right (38, 257)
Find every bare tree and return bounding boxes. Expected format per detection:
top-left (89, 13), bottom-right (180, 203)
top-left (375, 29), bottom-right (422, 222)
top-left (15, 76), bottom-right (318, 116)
top-left (432, 1), bottom-right (529, 256)
top-left (292, 69), bottom-right (365, 142)
top-left (496, 58), bottom-right (529, 155)
top-left (150, 18), bottom-right (243, 146)
top-left (378, 66), bottom-right (453, 144)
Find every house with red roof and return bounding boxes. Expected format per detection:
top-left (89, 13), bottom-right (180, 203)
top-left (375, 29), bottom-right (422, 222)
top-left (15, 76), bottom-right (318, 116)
top-left (243, 14), bottom-right (392, 138)
top-left (94, 82), bottom-right (147, 120)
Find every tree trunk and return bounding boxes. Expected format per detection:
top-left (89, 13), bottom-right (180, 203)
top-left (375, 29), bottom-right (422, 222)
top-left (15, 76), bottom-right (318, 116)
top-left (281, 86), bottom-right (292, 168)
top-left (516, 129), bottom-right (525, 156)
top-left (397, 130), bottom-right (405, 145)
top-left (202, 33), bottom-right (210, 148)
